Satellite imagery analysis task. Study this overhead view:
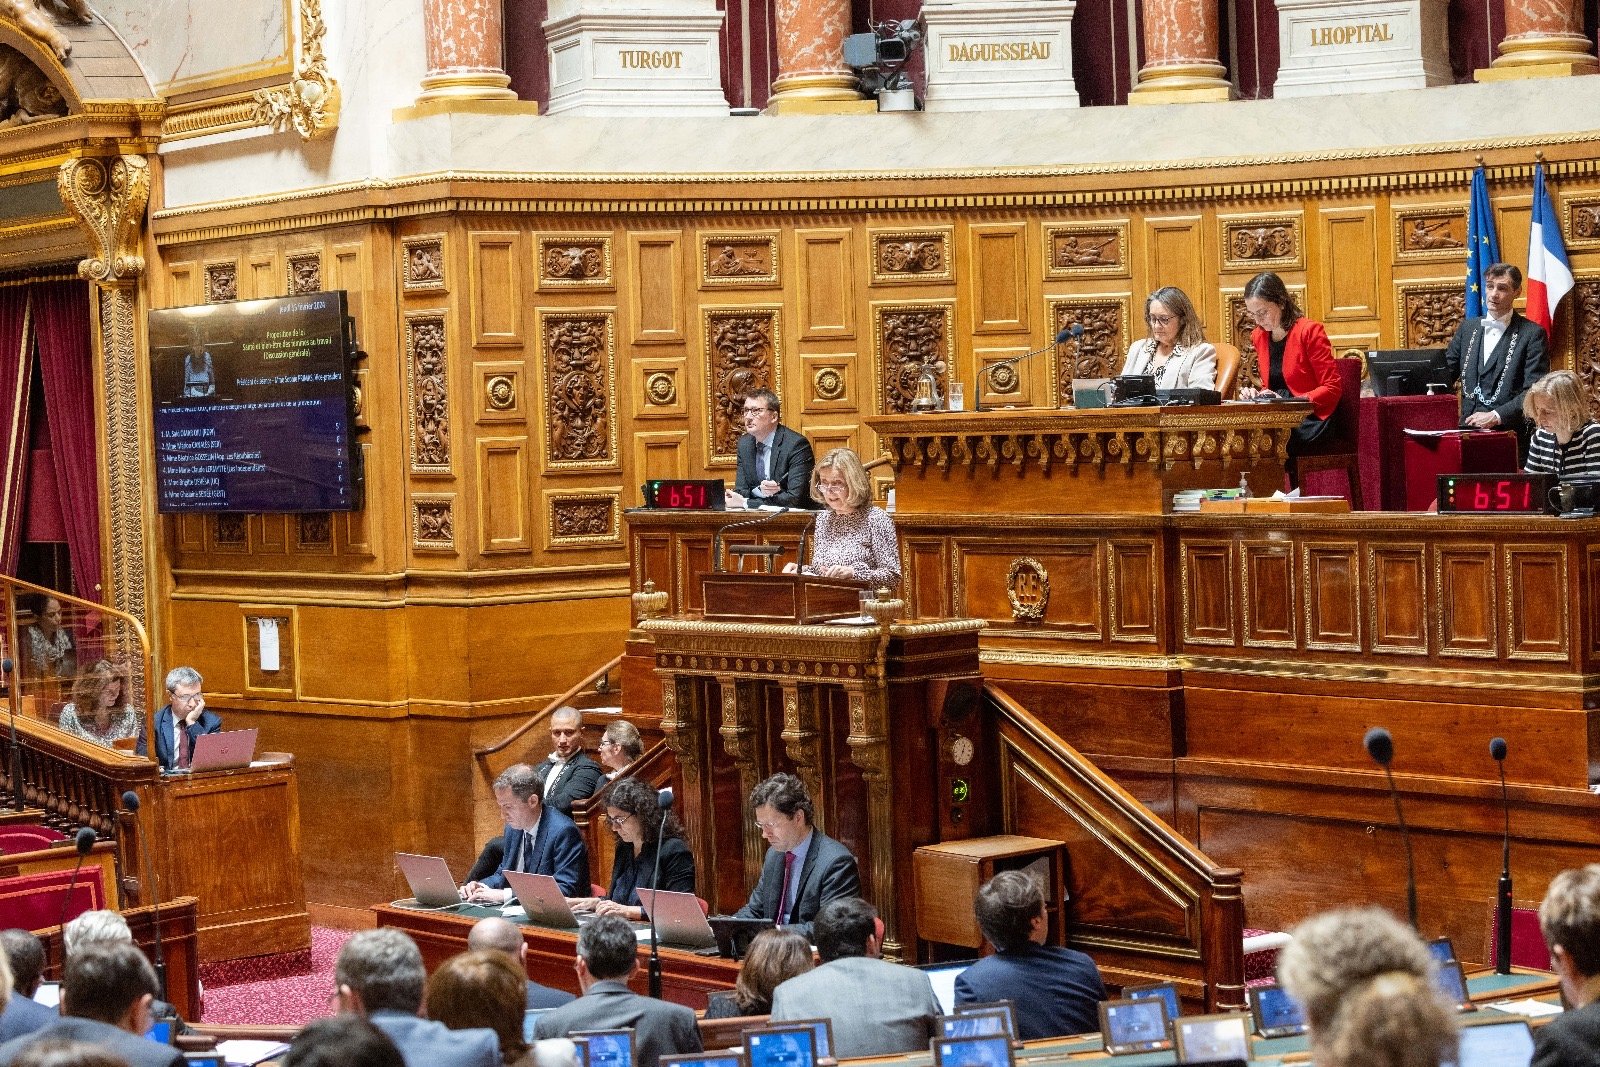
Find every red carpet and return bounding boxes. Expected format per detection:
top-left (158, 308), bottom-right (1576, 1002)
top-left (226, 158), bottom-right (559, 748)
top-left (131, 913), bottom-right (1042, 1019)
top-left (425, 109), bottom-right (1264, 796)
top-left (198, 927), bottom-right (352, 1026)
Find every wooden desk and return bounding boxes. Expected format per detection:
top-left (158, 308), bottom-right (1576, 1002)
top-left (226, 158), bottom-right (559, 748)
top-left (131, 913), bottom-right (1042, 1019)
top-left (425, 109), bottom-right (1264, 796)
top-left (373, 902), bottom-right (740, 1010)
top-left (38, 897), bottom-right (202, 1022)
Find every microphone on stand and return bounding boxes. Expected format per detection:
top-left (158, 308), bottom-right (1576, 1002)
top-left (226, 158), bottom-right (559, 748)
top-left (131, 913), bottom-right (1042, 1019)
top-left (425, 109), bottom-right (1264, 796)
top-left (712, 508), bottom-right (789, 573)
top-left (1364, 727), bottom-right (1418, 930)
top-left (57, 827), bottom-right (97, 929)
top-left (795, 512), bottom-right (818, 576)
top-left (122, 791), bottom-right (168, 998)
top-left (3, 657), bottom-right (22, 812)
top-left (1491, 737), bottom-right (1513, 974)
top-left (975, 323), bottom-right (1083, 413)
top-left (646, 786), bottom-right (674, 999)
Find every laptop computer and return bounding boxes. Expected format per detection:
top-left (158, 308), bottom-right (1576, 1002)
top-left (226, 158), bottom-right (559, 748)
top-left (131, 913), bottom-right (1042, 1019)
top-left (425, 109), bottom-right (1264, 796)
top-left (662, 1054), bottom-right (744, 1067)
top-left (1171, 1012), bottom-right (1252, 1064)
top-left (1072, 378), bottom-right (1113, 409)
top-left (931, 1034), bottom-right (1015, 1067)
top-left (917, 959), bottom-right (977, 1015)
top-left (1457, 1017), bottom-right (1534, 1067)
top-left (638, 888), bottom-right (717, 949)
top-left (1099, 998), bottom-right (1172, 1055)
top-left (948, 1002), bottom-right (1017, 1040)
top-left (774, 1019), bottom-right (835, 1062)
top-left (1427, 935), bottom-right (1458, 965)
top-left (1434, 959), bottom-right (1476, 1012)
top-left (503, 871), bottom-right (584, 928)
top-left (1248, 982), bottom-right (1306, 1038)
top-left (187, 728), bottom-right (258, 772)
top-left (394, 853), bottom-right (464, 909)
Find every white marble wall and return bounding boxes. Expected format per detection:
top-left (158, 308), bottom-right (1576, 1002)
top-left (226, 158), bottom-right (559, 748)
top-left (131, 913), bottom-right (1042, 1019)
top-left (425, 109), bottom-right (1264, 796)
top-left (99, 0), bottom-right (286, 92)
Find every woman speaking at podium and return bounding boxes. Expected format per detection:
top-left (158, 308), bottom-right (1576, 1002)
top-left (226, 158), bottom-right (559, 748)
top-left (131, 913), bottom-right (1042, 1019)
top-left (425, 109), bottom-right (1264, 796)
top-left (784, 447), bottom-right (901, 590)
top-left (1120, 286), bottom-right (1217, 390)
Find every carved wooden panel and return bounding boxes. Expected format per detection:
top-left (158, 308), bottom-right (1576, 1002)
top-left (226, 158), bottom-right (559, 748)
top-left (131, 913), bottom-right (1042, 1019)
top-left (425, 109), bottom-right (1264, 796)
top-left (412, 495), bottom-right (455, 552)
top-left (1180, 541), bottom-right (1235, 646)
top-left (404, 311), bottom-right (451, 474)
top-left (1320, 207), bottom-right (1377, 320)
top-left (1435, 547), bottom-right (1497, 658)
top-left (1044, 222), bottom-right (1128, 278)
top-left (969, 223), bottom-right (1029, 335)
top-left (1397, 281), bottom-right (1466, 349)
top-left (286, 251), bottom-right (322, 295)
top-left (1368, 544), bottom-right (1429, 656)
top-left (541, 310), bottom-right (617, 470)
top-left (469, 232), bottom-right (523, 347)
top-left (796, 228), bottom-right (856, 339)
top-left (635, 358), bottom-right (686, 419)
top-left (1046, 296), bottom-right (1130, 405)
top-left (478, 437), bottom-right (530, 553)
top-left (869, 227), bottom-right (953, 285)
top-left (1242, 541), bottom-right (1295, 649)
top-left (476, 361), bottom-right (525, 423)
top-left (1108, 539), bottom-right (1160, 644)
top-left (1573, 278), bottom-right (1600, 421)
top-left (1566, 196), bottom-right (1600, 249)
top-left (214, 514), bottom-right (248, 550)
top-left (1219, 213), bottom-right (1302, 271)
top-left (629, 233), bottom-right (684, 344)
top-left (700, 232), bottom-right (779, 287)
top-left (296, 513), bottom-right (332, 551)
top-left (178, 514), bottom-right (206, 551)
top-left (547, 491), bottom-right (622, 548)
top-left (1302, 542), bottom-right (1360, 651)
top-left (874, 302), bottom-right (953, 415)
top-left (249, 254), bottom-right (276, 300)
top-left (537, 234), bottom-right (613, 289)
top-left (259, 515), bottom-right (288, 553)
top-left (801, 353), bottom-right (854, 412)
top-left (705, 306), bottom-right (781, 461)
top-left (1504, 544), bottom-right (1569, 661)
top-left (204, 261), bottom-right (237, 303)
top-left (1144, 216), bottom-right (1205, 316)
top-left (632, 430), bottom-right (688, 487)
top-left (954, 544), bottom-right (1101, 636)
top-left (905, 539), bottom-right (951, 620)
top-left (401, 235), bottom-right (446, 293)
top-left (1394, 206), bottom-right (1467, 262)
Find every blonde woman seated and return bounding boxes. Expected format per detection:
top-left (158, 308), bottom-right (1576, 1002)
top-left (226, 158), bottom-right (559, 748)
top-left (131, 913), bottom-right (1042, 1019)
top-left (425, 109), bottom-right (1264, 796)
top-left (58, 659), bottom-right (142, 748)
top-left (1524, 370), bottom-right (1600, 480)
top-left (1119, 287), bottom-right (1217, 390)
top-left (783, 447), bottom-right (900, 590)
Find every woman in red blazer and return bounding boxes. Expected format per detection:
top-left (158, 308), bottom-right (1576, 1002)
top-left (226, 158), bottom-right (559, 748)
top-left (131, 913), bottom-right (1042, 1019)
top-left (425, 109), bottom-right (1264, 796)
top-left (1240, 271), bottom-right (1342, 453)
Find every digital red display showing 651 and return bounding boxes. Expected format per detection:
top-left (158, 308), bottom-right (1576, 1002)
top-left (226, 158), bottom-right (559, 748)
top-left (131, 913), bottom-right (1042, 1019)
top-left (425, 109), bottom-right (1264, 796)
top-left (1437, 473), bottom-right (1553, 513)
top-left (644, 479), bottom-right (725, 510)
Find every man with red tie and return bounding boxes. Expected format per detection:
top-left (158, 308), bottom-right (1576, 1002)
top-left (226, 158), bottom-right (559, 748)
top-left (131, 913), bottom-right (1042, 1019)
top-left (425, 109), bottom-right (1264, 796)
top-left (140, 666), bottom-right (222, 772)
top-left (733, 773), bottom-right (860, 941)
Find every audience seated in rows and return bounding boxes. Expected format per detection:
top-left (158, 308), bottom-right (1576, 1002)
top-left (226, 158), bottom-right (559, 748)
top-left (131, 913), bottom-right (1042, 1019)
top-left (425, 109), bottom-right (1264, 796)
top-left (533, 915), bottom-right (701, 1065)
top-left (954, 870), bottom-right (1106, 1040)
top-left (1276, 907), bottom-right (1457, 1067)
top-left (59, 912), bottom-right (182, 1034)
top-left (771, 897), bottom-right (941, 1058)
top-left (12, 1039), bottom-right (127, 1067)
top-left (1535, 863), bottom-right (1600, 1067)
top-left (466, 918), bottom-right (574, 1010)
top-left (0, 943), bottom-right (183, 1067)
top-left (333, 928), bottom-right (499, 1067)
top-left (0, 931), bottom-right (54, 1042)
top-left (426, 951), bottom-right (533, 1067)
top-left (703, 928), bottom-right (813, 1020)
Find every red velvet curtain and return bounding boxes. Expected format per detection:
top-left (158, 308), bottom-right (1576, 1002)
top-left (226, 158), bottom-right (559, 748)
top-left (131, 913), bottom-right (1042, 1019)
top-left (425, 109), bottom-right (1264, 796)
top-left (31, 281), bottom-right (101, 603)
top-left (0, 287), bottom-right (33, 576)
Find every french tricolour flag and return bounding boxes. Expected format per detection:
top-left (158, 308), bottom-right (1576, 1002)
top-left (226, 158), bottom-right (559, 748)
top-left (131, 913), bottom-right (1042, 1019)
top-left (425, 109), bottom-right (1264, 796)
top-left (1526, 162), bottom-right (1573, 337)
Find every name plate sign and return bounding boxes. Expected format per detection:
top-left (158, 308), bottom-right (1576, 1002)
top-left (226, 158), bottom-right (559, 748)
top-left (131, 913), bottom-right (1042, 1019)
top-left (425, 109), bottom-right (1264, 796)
top-left (1274, 0), bottom-right (1448, 95)
top-left (922, 1), bottom-right (1080, 112)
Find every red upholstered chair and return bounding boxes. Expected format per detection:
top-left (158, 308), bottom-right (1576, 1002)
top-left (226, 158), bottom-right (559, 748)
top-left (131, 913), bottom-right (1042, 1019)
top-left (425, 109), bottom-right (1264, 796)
top-left (1486, 900), bottom-right (1550, 971)
top-left (1292, 357), bottom-right (1364, 508)
top-left (0, 824), bottom-right (68, 852)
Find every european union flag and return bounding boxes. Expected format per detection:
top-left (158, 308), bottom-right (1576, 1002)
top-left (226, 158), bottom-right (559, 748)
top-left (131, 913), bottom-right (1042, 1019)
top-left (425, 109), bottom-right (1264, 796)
top-left (1465, 165), bottom-right (1500, 320)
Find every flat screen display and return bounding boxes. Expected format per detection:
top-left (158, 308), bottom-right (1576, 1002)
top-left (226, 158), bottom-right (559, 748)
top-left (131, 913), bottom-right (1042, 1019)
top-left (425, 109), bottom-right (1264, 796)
top-left (1173, 1013), bottom-right (1251, 1064)
top-left (150, 291), bottom-right (360, 513)
top-left (745, 1026), bottom-right (817, 1067)
top-left (573, 1029), bottom-right (631, 1067)
top-left (1457, 1019), bottom-right (1534, 1067)
top-left (932, 1035), bottom-right (1014, 1067)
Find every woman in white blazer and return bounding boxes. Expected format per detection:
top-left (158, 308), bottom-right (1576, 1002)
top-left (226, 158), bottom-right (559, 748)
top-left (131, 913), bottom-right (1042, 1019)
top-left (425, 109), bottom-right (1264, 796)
top-left (1120, 286), bottom-right (1217, 390)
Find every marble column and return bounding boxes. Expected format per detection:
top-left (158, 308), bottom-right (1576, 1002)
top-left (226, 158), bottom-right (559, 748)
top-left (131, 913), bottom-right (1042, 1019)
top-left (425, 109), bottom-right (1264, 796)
top-left (1127, 0), bottom-right (1234, 104)
top-left (417, 0), bottom-right (517, 102)
top-left (766, 0), bottom-right (875, 114)
top-left (1477, 0), bottom-right (1598, 80)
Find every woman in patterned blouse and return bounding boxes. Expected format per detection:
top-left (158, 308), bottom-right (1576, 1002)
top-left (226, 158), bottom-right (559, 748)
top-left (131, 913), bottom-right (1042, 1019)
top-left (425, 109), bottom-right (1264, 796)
top-left (57, 659), bottom-right (142, 748)
top-left (785, 446), bottom-right (900, 589)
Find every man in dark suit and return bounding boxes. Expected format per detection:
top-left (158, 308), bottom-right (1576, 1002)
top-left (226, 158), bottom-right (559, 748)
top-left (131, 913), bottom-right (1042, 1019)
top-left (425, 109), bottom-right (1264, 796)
top-left (1443, 263), bottom-right (1548, 440)
top-left (541, 707), bottom-right (603, 816)
top-left (1534, 864), bottom-right (1600, 1067)
top-left (461, 764), bottom-right (589, 902)
top-left (0, 929), bottom-right (55, 1042)
top-left (535, 915), bottom-right (702, 1065)
top-left (0, 943), bottom-right (184, 1067)
top-left (727, 388), bottom-right (815, 510)
top-left (334, 929), bottom-right (498, 1067)
top-left (467, 917), bottom-right (575, 1010)
top-left (955, 870), bottom-right (1105, 1040)
top-left (136, 666), bottom-right (223, 771)
top-left (733, 773), bottom-right (860, 941)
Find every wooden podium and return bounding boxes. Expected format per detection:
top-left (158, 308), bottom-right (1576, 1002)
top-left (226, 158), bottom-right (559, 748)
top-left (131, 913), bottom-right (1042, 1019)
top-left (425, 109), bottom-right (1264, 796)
top-left (701, 572), bottom-right (866, 623)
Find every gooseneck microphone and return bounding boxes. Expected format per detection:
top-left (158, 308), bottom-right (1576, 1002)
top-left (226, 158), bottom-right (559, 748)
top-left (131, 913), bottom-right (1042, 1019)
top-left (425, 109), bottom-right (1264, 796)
top-left (3, 656), bottom-right (22, 812)
top-left (795, 512), bottom-right (818, 576)
top-left (975, 323), bottom-right (1084, 413)
top-left (646, 786), bottom-right (674, 999)
top-left (1491, 737), bottom-right (1513, 974)
top-left (712, 507), bottom-right (789, 573)
top-left (122, 791), bottom-right (168, 998)
top-left (57, 826), bottom-right (97, 929)
top-left (1364, 727), bottom-right (1418, 929)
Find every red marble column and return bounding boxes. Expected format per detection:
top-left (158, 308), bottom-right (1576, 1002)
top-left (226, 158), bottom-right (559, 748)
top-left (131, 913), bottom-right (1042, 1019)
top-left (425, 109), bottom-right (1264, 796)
top-left (766, 0), bottom-right (874, 113)
top-left (1479, 0), bottom-right (1598, 79)
top-left (1128, 0), bottom-right (1234, 103)
top-left (419, 0), bottom-right (516, 100)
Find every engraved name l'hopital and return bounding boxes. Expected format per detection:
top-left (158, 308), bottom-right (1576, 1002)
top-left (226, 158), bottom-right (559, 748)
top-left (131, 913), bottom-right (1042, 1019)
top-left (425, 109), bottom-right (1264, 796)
top-left (1310, 22), bottom-right (1393, 45)
top-left (947, 41), bottom-right (1052, 62)
top-left (619, 49), bottom-right (685, 69)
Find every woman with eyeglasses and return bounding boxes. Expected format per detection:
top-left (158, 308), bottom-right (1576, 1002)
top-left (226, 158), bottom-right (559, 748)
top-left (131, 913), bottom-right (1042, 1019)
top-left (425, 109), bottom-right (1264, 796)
top-left (1120, 287), bottom-right (1216, 390)
top-left (1239, 271), bottom-right (1342, 454)
top-left (783, 447), bottom-right (900, 589)
top-left (598, 720), bottom-right (643, 780)
top-left (568, 776), bottom-right (695, 921)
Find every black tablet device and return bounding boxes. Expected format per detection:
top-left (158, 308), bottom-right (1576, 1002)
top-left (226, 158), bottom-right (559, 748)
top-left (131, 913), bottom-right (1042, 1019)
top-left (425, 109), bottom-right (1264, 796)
top-left (1249, 982), bottom-right (1307, 1038)
top-left (1098, 997), bottom-right (1172, 1055)
top-left (1172, 1012), bottom-right (1252, 1065)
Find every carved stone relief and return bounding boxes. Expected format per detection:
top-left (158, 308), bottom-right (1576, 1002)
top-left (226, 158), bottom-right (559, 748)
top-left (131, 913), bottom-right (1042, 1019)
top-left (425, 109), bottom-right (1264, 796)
top-left (876, 304), bottom-right (952, 415)
top-left (701, 234), bottom-right (779, 286)
top-left (1220, 215), bottom-right (1302, 270)
top-left (543, 312), bottom-right (616, 468)
top-left (1044, 224), bottom-right (1127, 277)
top-left (204, 263), bottom-right (237, 303)
top-left (413, 498), bottom-right (454, 550)
top-left (1573, 279), bottom-right (1600, 421)
top-left (539, 235), bottom-right (613, 288)
top-left (1394, 208), bottom-right (1467, 260)
top-left (402, 236), bottom-right (445, 291)
top-left (287, 253), bottom-right (321, 294)
top-left (550, 494), bottom-right (620, 547)
top-left (1398, 283), bottom-right (1465, 348)
top-left (405, 314), bottom-right (450, 472)
top-left (1046, 298), bottom-right (1127, 404)
top-left (0, 46), bottom-right (66, 126)
top-left (870, 229), bottom-right (953, 284)
top-left (705, 309), bottom-right (779, 460)
top-left (2, 0), bottom-right (89, 62)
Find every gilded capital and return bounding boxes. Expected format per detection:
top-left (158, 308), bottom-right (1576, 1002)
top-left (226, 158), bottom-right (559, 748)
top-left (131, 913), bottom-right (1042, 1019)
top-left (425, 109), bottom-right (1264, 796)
top-left (57, 155), bottom-right (150, 286)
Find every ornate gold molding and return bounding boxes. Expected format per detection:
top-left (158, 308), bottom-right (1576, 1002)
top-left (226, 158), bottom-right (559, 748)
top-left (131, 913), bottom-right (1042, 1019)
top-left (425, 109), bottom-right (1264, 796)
top-left (252, 0), bottom-right (340, 140)
top-left (57, 155), bottom-right (149, 284)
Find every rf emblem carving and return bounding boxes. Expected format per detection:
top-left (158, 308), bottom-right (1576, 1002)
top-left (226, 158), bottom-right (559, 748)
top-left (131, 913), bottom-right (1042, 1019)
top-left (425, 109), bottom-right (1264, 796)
top-left (1006, 557), bottom-right (1050, 622)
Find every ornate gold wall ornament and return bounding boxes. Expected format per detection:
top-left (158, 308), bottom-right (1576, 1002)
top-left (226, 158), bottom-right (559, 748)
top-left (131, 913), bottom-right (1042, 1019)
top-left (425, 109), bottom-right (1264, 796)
top-left (875, 303), bottom-right (953, 415)
top-left (215, 513), bottom-right (247, 546)
top-left (869, 228), bottom-right (953, 284)
top-left (1394, 207), bottom-right (1468, 260)
top-left (644, 370), bottom-right (677, 406)
top-left (402, 235), bottom-right (445, 291)
top-left (1046, 296), bottom-right (1129, 404)
top-left (538, 236), bottom-right (613, 288)
top-left (286, 251), bottom-right (321, 294)
top-left (413, 497), bottom-right (454, 550)
top-left (485, 373), bottom-right (516, 411)
top-left (297, 512), bottom-right (331, 547)
top-left (700, 233), bottom-right (779, 287)
top-left (252, 0), bottom-right (340, 140)
top-left (1219, 214), bottom-right (1302, 270)
top-left (549, 492), bottom-right (621, 547)
top-left (57, 155), bottom-right (149, 285)
top-left (542, 311), bottom-right (617, 469)
top-left (1044, 223), bottom-right (1128, 278)
top-left (204, 262), bottom-right (237, 303)
top-left (1396, 281), bottom-right (1466, 348)
top-left (813, 366), bottom-right (845, 402)
top-left (705, 307), bottom-right (780, 461)
top-left (1, 0), bottom-right (88, 62)
top-left (1006, 557), bottom-right (1050, 622)
top-left (404, 312), bottom-right (451, 473)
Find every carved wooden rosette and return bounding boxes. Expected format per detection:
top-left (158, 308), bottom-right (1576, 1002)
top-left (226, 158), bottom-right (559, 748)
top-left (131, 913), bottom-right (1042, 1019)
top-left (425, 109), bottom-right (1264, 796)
top-left (1393, 207), bottom-right (1468, 261)
top-left (1219, 214), bottom-right (1302, 271)
top-left (869, 228), bottom-right (954, 285)
top-left (700, 233), bottom-right (780, 287)
top-left (58, 154), bottom-right (150, 630)
top-left (1567, 199), bottom-right (1600, 248)
top-left (1573, 279), bottom-right (1600, 421)
top-left (402, 235), bottom-right (447, 292)
top-left (704, 307), bottom-right (781, 462)
top-left (1396, 282), bottom-right (1466, 348)
top-left (1044, 223), bottom-right (1128, 278)
top-left (405, 312), bottom-right (451, 473)
top-left (286, 252), bottom-right (322, 294)
top-left (875, 303), bottom-right (953, 415)
top-left (538, 235), bottom-right (613, 289)
top-left (541, 311), bottom-right (617, 469)
top-left (1046, 297), bottom-right (1129, 404)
